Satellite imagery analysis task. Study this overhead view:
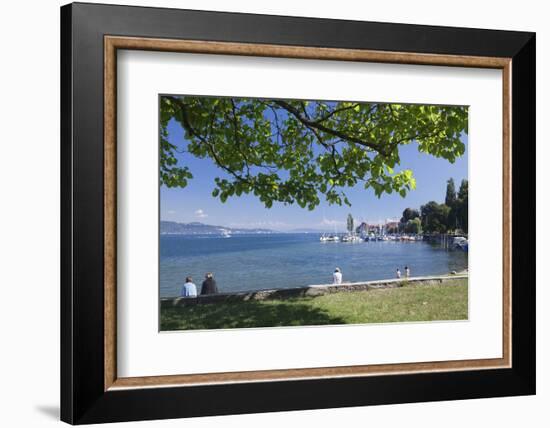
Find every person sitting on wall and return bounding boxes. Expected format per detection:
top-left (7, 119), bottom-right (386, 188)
top-left (201, 272), bottom-right (219, 295)
top-left (181, 276), bottom-right (197, 298)
top-left (333, 267), bottom-right (342, 285)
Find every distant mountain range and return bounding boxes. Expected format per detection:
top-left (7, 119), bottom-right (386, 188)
top-left (160, 221), bottom-right (275, 235)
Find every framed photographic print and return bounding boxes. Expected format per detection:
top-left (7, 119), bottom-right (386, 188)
top-left (60, 2), bottom-right (535, 424)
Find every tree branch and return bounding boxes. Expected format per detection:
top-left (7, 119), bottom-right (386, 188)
top-left (167, 96), bottom-right (252, 184)
top-left (272, 100), bottom-right (391, 156)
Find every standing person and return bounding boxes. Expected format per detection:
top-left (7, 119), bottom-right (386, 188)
top-left (201, 272), bottom-right (219, 295)
top-left (396, 268), bottom-right (401, 279)
top-left (181, 276), bottom-right (197, 298)
top-left (333, 267), bottom-right (342, 285)
top-left (405, 266), bottom-right (410, 278)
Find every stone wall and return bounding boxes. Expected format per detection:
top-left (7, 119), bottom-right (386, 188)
top-left (161, 274), bottom-right (468, 308)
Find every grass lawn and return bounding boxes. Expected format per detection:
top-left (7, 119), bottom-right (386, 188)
top-left (160, 279), bottom-right (468, 331)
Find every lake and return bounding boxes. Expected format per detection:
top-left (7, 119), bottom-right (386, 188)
top-left (160, 233), bottom-right (468, 297)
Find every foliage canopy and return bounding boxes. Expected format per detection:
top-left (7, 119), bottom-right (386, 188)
top-left (160, 96), bottom-right (468, 210)
top-left (420, 201), bottom-right (452, 234)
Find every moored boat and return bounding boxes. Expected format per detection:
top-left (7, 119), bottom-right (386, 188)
top-left (452, 236), bottom-right (468, 251)
top-left (320, 234), bottom-right (340, 242)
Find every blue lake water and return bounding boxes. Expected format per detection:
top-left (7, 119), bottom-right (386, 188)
top-left (160, 233), bottom-right (468, 297)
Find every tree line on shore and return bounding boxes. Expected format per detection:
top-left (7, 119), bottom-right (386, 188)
top-left (389, 178), bottom-right (468, 235)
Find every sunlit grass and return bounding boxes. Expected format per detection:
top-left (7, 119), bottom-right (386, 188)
top-left (161, 279), bottom-right (468, 331)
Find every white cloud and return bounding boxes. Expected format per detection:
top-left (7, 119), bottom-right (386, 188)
top-left (194, 209), bottom-right (208, 219)
top-left (166, 210), bottom-right (176, 215)
top-left (320, 217), bottom-right (345, 226)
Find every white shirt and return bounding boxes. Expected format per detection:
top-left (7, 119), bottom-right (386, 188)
top-left (182, 282), bottom-right (197, 297)
top-left (333, 271), bottom-right (342, 285)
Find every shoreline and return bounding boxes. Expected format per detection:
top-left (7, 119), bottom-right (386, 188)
top-left (161, 273), bottom-right (468, 307)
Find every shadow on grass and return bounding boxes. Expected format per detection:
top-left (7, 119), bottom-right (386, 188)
top-left (161, 299), bottom-right (347, 331)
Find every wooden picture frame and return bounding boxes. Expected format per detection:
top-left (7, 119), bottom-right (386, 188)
top-left (61, 2), bottom-right (535, 424)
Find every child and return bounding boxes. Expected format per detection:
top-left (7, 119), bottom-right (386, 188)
top-left (396, 268), bottom-right (401, 279)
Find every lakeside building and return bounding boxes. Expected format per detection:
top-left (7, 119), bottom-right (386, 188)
top-left (356, 219), bottom-right (401, 237)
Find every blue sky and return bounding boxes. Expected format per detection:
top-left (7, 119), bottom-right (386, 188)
top-left (160, 112), bottom-right (468, 232)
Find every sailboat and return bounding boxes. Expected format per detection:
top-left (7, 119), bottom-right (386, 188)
top-left (320, 233), bottom-right (339, 242)
top-left (320, 223), bottom-right (340, 242)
